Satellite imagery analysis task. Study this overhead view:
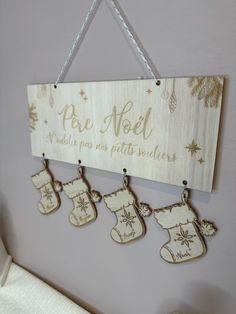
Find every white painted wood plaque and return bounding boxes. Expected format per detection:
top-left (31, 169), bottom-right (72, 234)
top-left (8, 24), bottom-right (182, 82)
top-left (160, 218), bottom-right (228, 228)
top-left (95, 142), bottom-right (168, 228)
top-left (28, 77), bottom-right (224, 192)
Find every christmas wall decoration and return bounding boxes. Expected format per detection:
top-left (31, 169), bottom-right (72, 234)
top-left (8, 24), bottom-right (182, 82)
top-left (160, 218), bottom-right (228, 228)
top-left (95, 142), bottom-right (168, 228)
top-left (154, 189), bottom-right (217, 264)
top-left (103, 175), bottom-right (151, 244)
top-left (31, 158), bottom-right (62, 214)
top-left (28, 76), bottom-right (224, 192)
top-left (28, 0), bottom-right (223, 265)
top-left (63, 165), bottom-right (101, 226)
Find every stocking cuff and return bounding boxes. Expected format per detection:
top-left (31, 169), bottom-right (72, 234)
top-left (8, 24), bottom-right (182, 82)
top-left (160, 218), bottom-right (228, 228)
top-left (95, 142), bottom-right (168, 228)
top-left (154, 202), bottom-right (197, 229)
top-left (63, 178), bottom-right (89, 198)
top-left (103, 188), bottom-right (136, 212)
top-left (31, 169), bottom-right (52, 188)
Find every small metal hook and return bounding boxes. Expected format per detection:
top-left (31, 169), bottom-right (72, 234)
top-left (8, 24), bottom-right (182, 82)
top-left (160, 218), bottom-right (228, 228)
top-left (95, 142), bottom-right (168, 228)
top-left (181, 188), bottom-right (189, 203)
top-left (181, 180), bottom-right (189, 203)
top-left (78, 159), bottom-right (83, 176)
top-left (41, 153), bottom-right (47, 167)
top-left (122, 168), bottom-right (128, 188)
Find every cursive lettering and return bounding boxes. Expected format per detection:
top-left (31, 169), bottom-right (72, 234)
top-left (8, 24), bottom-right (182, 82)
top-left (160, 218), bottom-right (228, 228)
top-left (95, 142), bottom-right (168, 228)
top-left (176, 250), bottom-right (191, 260)
top-left (100, 101), bottom-right (153, 140)
top-left (58, 104), bottom-right (93, 133)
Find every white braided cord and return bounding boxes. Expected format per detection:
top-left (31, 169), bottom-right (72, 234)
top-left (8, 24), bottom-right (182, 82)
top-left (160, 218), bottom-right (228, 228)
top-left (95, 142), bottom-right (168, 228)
top-left (108, 0), bottom-right (159, 80)
top-left (55, 0), bottom-right (159, 85)
top-left (55, 0), bottom-right (101, 85)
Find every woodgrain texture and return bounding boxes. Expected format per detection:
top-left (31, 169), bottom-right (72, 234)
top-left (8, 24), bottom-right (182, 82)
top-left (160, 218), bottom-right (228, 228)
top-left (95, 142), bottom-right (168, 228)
top-left (103, 175), bottom-right (151, 244)
top-left (154, 189), bottom-right (217, 264)
top-left (27, 77), bottom-right (224, 192)
top-left (31, 160), bottom-right (62, 214)
top-left (63, 167), bottom-right (102, 227)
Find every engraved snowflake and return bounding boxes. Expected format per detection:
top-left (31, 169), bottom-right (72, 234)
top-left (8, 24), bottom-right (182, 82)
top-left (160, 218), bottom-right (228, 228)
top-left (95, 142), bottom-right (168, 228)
top-left (121, 209), bottom-right (136, 229)
top-left (76, 196), bottom-right (89, 215)
top-left (176, 225), bottom-right (195, 248)
top-left (42, 186), bottom-right (54, 203)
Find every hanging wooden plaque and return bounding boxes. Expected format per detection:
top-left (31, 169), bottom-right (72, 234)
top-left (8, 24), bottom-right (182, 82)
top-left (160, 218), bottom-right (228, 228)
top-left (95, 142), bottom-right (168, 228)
top-left (28, 77), bottom-right (224, 192)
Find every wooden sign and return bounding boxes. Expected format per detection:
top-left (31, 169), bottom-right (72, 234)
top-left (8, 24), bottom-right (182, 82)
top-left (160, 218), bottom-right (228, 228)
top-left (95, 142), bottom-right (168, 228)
top-left (28, 77), bottom-right (224, 192)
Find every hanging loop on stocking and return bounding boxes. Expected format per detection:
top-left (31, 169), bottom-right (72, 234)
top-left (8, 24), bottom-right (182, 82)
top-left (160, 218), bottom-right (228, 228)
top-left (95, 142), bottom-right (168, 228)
top-left (55, 0), bottom-right (160, 86)
top-left (122, 168), bottom-right (129, 188)
top-left (181, 188), bottom-right (189, 203)
top-left (78, 160), bottom-right (83, 177)
top-left (41, 153), bottom-right (47, 168)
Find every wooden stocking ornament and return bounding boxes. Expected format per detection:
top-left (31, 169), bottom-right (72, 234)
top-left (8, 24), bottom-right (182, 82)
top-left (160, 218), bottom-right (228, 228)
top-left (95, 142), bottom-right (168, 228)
top-left (103, 174), bottom-right (152, 244)
top-left (63, 165), bottom-right (101, 227)
top-left (154, 188), bottom-right (217, 264)
top-left (31, 158), bottom-right (62, 214)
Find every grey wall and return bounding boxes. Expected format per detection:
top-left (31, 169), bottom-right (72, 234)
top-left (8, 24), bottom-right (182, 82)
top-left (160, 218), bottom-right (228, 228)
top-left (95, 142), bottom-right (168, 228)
top-left (0, 1), bottom-right (236, 313)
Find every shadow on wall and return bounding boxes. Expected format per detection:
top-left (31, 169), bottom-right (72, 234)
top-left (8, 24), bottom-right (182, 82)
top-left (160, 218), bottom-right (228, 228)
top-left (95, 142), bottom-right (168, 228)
top-left (158, 282), bottom-right (235, 314)
top-left (0, 193), bottom-right (24, 263)
top-left (0, 194), bottom-right (7, 239)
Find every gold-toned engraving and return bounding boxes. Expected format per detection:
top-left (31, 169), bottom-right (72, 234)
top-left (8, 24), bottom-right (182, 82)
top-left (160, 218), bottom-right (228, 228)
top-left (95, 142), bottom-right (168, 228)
top-left (169, 78), bottom-right (177, 113)
top-left (121, 208), bottom-right (136, 230)
top-left (103, 177), bottom-right (150, 244)
top-left (63, 167), bottom-right (101, 227)
top-left (76, 196), bottom-right (90, 215)
top-left (100, 101), bottom-right (153, 140)
top-left (37, 85), bottom-right (47, 99)
top-left (198, 158), bottom-right (204, 164)
top-left (31, 160), bottom-right (62, 214)
top-left (154, 189), bottom-right (217, 264)
top-left (175, 225), bottom-right (196, 249)
top-left (80, 89), bottom-right (85, 97)
top-left (49, 86), bottom-right (54, 108)
top-left (80, 89), bottom-right (88, 102)
top-left (161, 80), bottom-right (169, 100)
top-left (42, 185), bottom-right (54, 203)
top-left (58, 104), bottom-right (93, 133)
top-left (29, 104), bottom-right (38, 133)
top-left (188, 76), bottom-right (223, 108)
top-left (185, 139), bottom-right (201, 156)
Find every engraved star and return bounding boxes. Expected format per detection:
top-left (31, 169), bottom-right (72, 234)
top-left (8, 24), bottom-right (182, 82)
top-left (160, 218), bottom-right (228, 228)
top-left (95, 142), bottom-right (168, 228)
top-left (84, 96), bottom-right (88, 101)
top-left (146, 89), bottom-right (152, 94)
top-left (198, 158), bottom-right (204, 164)
top-left (80, 89), bottom-right (85, 97)
top-left (44, 120), bottom-right (48, 124)
top-left (185, 139), bottom-right (201, 156)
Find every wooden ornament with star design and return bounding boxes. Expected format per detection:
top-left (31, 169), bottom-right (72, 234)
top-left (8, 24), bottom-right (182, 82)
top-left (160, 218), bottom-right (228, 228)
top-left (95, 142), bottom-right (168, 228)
top-left (153, 188), bottom-right (217, 264)
top-left (31, 158), bottom-right (62, 214)
top-left (103, 175), bottom-right (152, 244)
top-left (63, 165), bottom-right (101, 227)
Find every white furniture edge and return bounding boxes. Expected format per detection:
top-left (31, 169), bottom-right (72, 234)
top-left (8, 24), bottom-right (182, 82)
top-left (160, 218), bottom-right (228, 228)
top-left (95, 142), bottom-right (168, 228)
top-left (0, 255), bottom-right (12, 287)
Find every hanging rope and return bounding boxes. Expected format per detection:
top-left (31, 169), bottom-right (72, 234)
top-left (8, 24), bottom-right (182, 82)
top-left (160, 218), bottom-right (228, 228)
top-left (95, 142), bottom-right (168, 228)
top-left (55, 0), bottom-right (160, 86)
top-left (55, 0), bottom-right (102, 86)
top-left (107, 0), bottom-right (160, 81)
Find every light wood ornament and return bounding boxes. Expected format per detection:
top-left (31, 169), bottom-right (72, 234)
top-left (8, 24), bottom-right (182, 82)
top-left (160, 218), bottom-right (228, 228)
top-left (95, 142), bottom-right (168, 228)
top-left (154, 189), bottom-right (217, 264)
top-left (103, 175), bottom-right (152, 244)
top-left (31, 159), bottom-right (62, 214)
top-left (63, 166), bottom-right (101, 227)
top-left (28, 77), bottom-right (224, 192)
